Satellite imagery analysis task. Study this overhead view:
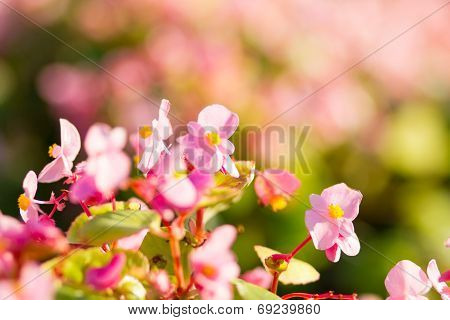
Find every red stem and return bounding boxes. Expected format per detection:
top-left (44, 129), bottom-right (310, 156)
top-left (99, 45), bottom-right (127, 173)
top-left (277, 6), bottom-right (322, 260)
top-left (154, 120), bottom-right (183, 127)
top-left (286, 235), bottom-right (312, 261)
top-left (282, 291), bottom-right (357, 300)
top-left (270, 272), bottom-right (280, 294)
top-left (80, 201), bottom-right (92, 218)
top-left (195, 208), bottom-right (204, 241)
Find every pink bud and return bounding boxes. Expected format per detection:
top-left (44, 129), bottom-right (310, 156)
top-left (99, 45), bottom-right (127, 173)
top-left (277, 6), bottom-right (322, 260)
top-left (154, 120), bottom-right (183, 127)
top-left (86, 253), bottom-right (126, 290)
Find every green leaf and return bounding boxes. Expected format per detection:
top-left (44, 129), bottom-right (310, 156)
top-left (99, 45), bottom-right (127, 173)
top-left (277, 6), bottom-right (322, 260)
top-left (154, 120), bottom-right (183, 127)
top-left (67, 208), bottom-right (160, 246)
top-left (254, 245), bottom-right (320, 285)
top-left (198, 161), bottom-right (255, 208)
top-left (139, 232), bottom-right (192, 280)
top-left (233, 279), bottom-right (281, 300)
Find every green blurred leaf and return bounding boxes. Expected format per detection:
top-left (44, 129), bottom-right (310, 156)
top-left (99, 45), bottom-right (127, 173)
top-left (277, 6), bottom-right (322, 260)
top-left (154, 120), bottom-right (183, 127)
top-left (67, 208), bottom-right (160, 246)
top-left (233, 278), bottom-right (281, 300)
top-left (254, 245), bottom-right (320, 285)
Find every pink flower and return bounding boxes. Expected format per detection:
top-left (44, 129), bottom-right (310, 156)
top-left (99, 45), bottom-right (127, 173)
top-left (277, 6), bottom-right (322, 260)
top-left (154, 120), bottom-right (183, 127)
top-left (150, 270), bottom-right (172, 296)
top-left (240, 267), bottom-right (272, 289)
top-left (254, 169), bottom-right (300, 211)
top-left (70, 124), bottom-right (131, 202)
top-left (384, 260), bottom-right (431, 300)
top-left (445, 237), bottom-right (450, 248)
top-left (137, 99), bottom-right (173, 175)
top-left (0, 262), bottom-right (55, 300)
top-left (38, 119), bottom-right (81, 183)
top-left (305, 183), bottom-right (362, 262)
top-left (18, 171), bottom-right (39, 222)
top-left (0, 251), bottom-right (15, 278)
top-left (190, 225), bottom-right (240, 300)
top-left (178, 105), bottom-right (239, 177)
top-left (85, 253), bottom-right (126, 291)
top-left (427, 259), bottom-right (449, 300)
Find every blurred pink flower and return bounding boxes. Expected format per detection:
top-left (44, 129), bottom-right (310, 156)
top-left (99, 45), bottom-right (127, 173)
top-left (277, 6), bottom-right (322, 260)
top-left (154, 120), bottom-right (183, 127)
top-left (445, 237), bottom-right (450, 248)
top-left (254, 169), bottom-right (300, 211)
top-left (150, 270), bottom-right (172, 296)
top-left (178, 104), bottom-right (239, 177)
top-left (427, 259), bottom-right (449, 300)
top-left (137, 99), bottom-right (173, 175)
top-left (0, 262), bottom-right (55, 300)
top-left (18, 171), bottom-right (39, 223)
top-left (0, 251), bottom-right (15, 278)
top-left (385, 260), bottom-right (431, 300)
top-left (38, 119), bottom-right (81, 183)
top-left (305, 183), bottom-right (362, 262)
top-left (85, 253), bottom-right (126, 291)
top-left (240, 267), bottom-right (272, 289)
top-left (190, 225), bottom-right (240, 300)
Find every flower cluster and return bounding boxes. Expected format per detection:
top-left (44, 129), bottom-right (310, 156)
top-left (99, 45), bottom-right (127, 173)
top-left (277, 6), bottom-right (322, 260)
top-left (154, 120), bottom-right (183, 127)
top-left (0, 100), bottom-right (447, 300)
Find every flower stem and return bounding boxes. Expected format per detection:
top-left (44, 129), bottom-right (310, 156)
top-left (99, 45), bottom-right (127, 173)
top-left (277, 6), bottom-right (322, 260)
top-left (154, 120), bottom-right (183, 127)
top-left (286, 235), bottom-right (312, 262)
top-left (169, 231), bottom-right (185, 291)
top-left (270, 272), bottom-right (280, 294)
top-left (195, 208), bottom-right (205, 242)
top-left (282, 291), bottom-right (357, 300)
top-left (80, 201), bottom-right (92, 218)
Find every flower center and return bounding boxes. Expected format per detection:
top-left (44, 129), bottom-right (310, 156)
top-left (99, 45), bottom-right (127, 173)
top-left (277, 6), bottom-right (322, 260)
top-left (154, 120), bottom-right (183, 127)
top-left (48, 143), bottom-right (61, 158)
top-left (201, 265), bottom-right (217, 278)
top-left (270, 195), bottom-right (287, 212)
top-left (328, 204), bottom-right (344, 219)
top-left (18, 194), bottom-right (31, 211)
top-left (205, 132), bottom-right (221, 146)
top-left (139, 126), bottom-right (153, 139)
top-left (173, 170), bottom-right (187, 179)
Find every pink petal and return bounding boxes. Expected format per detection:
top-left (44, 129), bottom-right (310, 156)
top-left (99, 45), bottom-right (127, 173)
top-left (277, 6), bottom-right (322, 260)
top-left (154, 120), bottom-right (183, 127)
top-left (218, 139), bottom-right (235, 155)
top-left (222, 154), bottom-right (240, 178)
top-left (59, 119), bottom-right (81, 161)
top-left (385, 260), bottom-right (431, 299)
top-left (188, 170), bottom-right (214, 193)
top-left (325, 243), bottom-right (341, 262)
top-left (116, 229), bottom-right (149, 251)
top-left (264, 169), bottom-right (300, 196)
top-left (38, 156), bottom-right (73, 183)
top-left (151, 270), bottom-right (171, 295)
top-left (336, 221), bottom-right (360, 256)
top-left (160, 176), bottom-right (198, 210)
top-left (85, 123), bottom-right (127, 156)
top-left (20, 205), bottom-right (38, 223)
top-left (156, 99), bottom-right (173, 140)
top-left (197, 104), bottom-right (239, 139)
top-left (22, 171), bottom-right (38, 199)
top-left (86, 253), bottom-right (126, 290)
top-left (321, 183), bottom-right (362, 220)
top-left (309, 194), bottom-right (329, 212)
top-left (19, 262), bottom-right (55, 300)
top-left (427, 259), bottom-right (449, 300)
top-left (241, 267), bottom-right (272, 289)
top-left (305, 209), bottom-right (339, 250)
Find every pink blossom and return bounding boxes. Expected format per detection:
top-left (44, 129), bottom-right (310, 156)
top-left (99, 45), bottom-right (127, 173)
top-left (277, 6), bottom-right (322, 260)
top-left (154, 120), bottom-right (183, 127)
top-left (0, 262), bottom-right (55, 300)
top-left (18, 171), bottom-right (39, 222)
top-left (384, 260), bottom-right (431, 300)
top-left (0, 251), bottom-right (15, 278)
top-left (427, 259), bottom-right (449, 300)
top-left (150, 270), bottom-right (172, 296)
top-left (254, 169), bottom-right (300, 211)
top-left (240, 267), bottom-right (272, 289)
top-left (305, 183), bottom-right (363, 262)
top-left (85, 253), bottom-right (126, 291)
top-left (38, 119), bottom-right (81, 183)
top-left (178, 105), bottom-right (239, 177)
top-left (190, 225), bottom-right (240, 300)
top-left (70, 124), bottom-right (131, 202)
top-left (137, 99), bottom-right (173, 175)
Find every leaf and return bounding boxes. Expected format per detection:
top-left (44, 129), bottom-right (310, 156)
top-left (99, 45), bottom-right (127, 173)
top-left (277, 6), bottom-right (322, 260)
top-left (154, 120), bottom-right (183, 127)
top-left (198, 161), bottom-right (255, 208)
top-left (233, 279), bottom-right (281, 300)
top-left (254, 245), bottom-right (320, 285)
top-left (55, 284), bottom-right (112, 300)
top-left (139, 232), bottom-right (192, 281)
top-left (67, 208), bottom-right (160, 246)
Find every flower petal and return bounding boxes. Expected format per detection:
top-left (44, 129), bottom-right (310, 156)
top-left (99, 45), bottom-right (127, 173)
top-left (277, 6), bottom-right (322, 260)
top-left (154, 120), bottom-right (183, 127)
top-left (427, 259), bottom-right (449, 300)
top-left (38, 156), bottom-right (73, 183)
top-left (60, 119), bottom-right (81, 161)
top-left (160, 176), bottom-right (198, 210)
top-left (325, 243), bottom-right (341, 262)
top-left (197, 104), bottom-right (239, 139)
top-left (321, 183), bottom-right (362, 220)
top-left (384, 260), bottom-right (431, 299)
top-left (23, 171), bottom-right (38, 199)
top-left (305, 209), bottom-right (339, 250)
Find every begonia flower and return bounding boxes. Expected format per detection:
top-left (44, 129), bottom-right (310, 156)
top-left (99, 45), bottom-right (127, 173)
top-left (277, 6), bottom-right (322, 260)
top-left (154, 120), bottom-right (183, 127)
top-left (240, 267), bottom-right (272, 289)
top-left (385, 260), bottom-right (431, 300)
top-left (427, 259), bottom-right (450, 300)
top-left (18, 171), bottom-right (39, 223)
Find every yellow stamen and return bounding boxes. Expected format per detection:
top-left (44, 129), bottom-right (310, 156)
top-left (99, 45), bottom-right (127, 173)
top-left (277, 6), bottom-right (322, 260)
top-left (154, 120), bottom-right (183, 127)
top-left (139, 126), bottom-right (153, 139)
top-left (173, 170), bottom-right (187, 179)
top-left (205, 132), bottom-right (221, 146)
top-left (48, 144), bottom-right (58, 158)
top-left (270, 195), bottom-right (287, 212)
top-left (201, 265), bottom-right (217, 278)
top-left (328, 204), bottom-right (344, 219)
top-left (18, 194), bottom-right (30, 211)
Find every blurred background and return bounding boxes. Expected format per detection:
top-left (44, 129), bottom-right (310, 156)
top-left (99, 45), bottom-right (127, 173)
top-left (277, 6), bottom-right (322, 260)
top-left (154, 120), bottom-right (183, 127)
top-left (0, 0), bottom-right (448, 298)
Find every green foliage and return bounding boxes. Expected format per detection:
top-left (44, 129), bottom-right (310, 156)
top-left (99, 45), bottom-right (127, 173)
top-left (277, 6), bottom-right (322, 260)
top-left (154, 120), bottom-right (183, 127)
top-left (233, 279), bottom-right (281, 300)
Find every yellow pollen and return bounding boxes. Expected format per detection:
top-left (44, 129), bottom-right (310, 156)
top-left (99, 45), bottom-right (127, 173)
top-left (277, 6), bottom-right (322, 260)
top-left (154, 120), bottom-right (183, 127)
top-left (328, 204), bottom-right (344, 219)
top-left (48, 144), bottom-right (58, 158)
top-left (139, 126), bottom-right (153, 139)
top-left (270, 195), bottom-right (287, 212)
top-left (18, 194), bottom-right (31, 211)
top-left (201, 265), bottom-right (217, 278)
top-left (205, 132), bottom-right (221, 146)
top-left (173, 170), bottom-right (187, 179)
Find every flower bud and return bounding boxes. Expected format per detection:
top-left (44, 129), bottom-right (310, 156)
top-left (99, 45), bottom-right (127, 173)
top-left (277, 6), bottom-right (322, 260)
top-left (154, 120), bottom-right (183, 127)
top-left (265, 254), bottom-right (289, 273)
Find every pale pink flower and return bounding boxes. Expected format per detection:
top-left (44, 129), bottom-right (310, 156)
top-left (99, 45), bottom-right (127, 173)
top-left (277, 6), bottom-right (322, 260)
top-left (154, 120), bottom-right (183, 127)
top-left (178, 105), bottom-right (239, 177)
top-left (445, 237), bottom-right (450, 248)
top-left (150, 270), bottom-right (172, 296)
top-left (137, 99), bottom-right (173, 175)
top-left (18, 171), bottom-right (39, 222)
top-left (427, 259), bottom-right (449, 300)
top-left (305, 183), bottom-right (363, 262)
top-left (0, 262), bottom-right (55, 300)
top-left (384, 260), bottom-right (431, 300)
top-left (85, 253), bottom-right (126, 291)
top-left (240, 267), bottom-right (272, 289)
top-left (190, 225), bottom-right (240, 300)
top-left (38, 119), bottom-right (81, 183)
top-left (254, 169), bottom-right (300, 211)
top-left (0, 251), bottom-right (15, 278)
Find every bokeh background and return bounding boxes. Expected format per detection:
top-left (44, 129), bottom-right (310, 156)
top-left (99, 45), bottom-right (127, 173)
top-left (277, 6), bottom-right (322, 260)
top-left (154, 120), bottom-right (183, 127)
top-left (0, 0), bottom-right (448, 298)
